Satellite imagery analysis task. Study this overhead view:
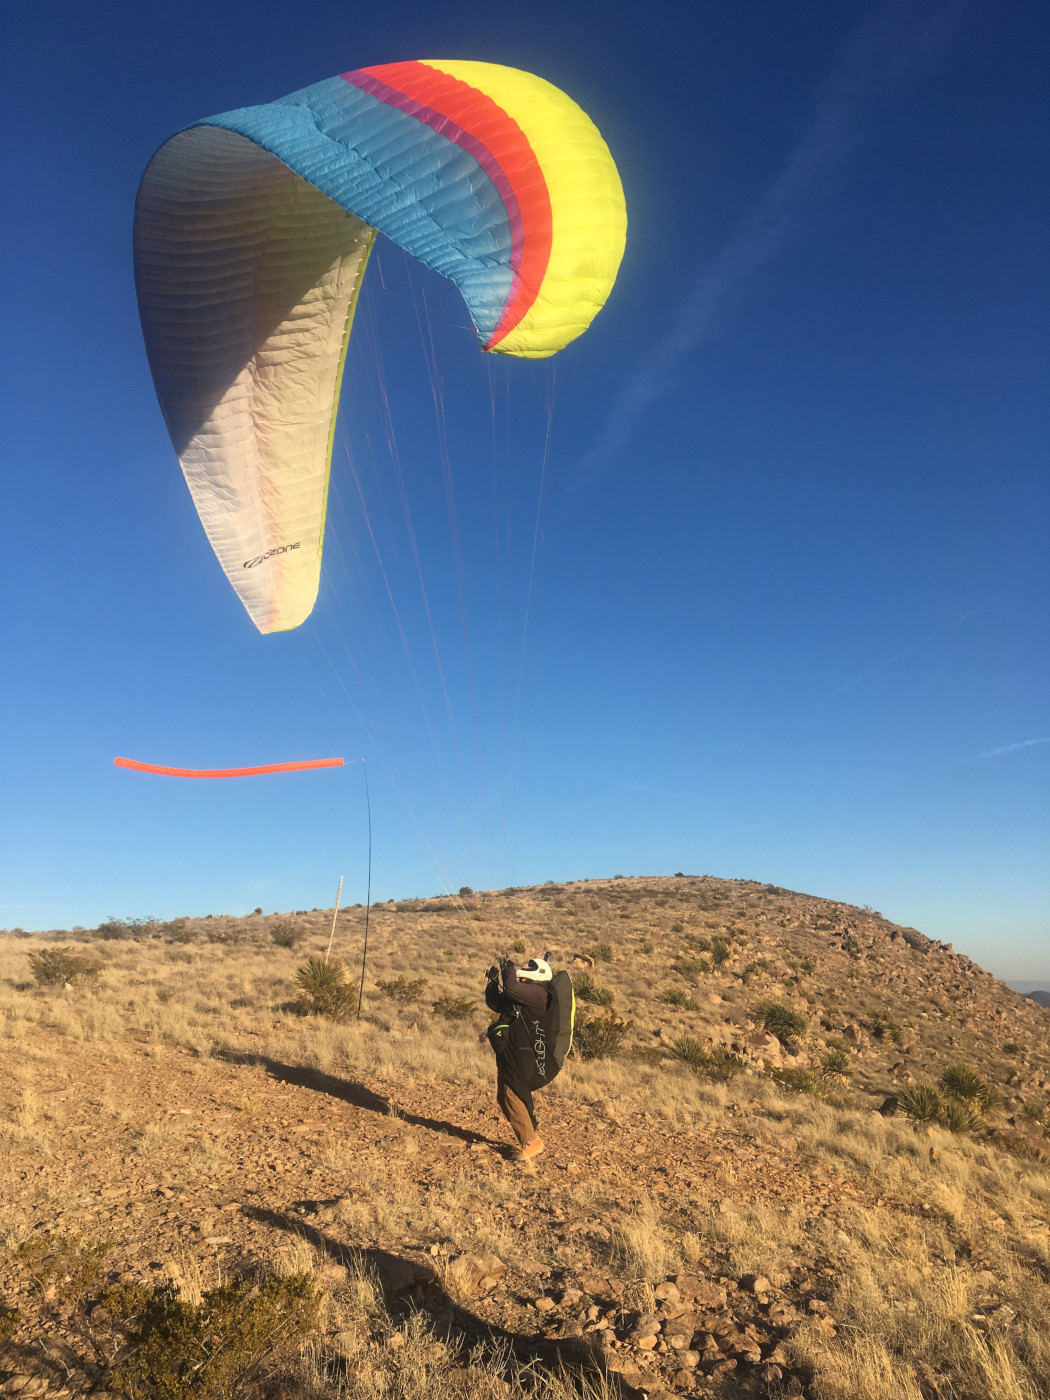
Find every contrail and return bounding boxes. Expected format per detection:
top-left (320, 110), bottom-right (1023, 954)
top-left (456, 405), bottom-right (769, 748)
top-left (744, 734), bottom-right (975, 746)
top-left (824, 604), bottom-right (983, 700)
top-left (577, 0), bottom-right (966, 483)
top-left (977, 737), bottom-right (1050, 760)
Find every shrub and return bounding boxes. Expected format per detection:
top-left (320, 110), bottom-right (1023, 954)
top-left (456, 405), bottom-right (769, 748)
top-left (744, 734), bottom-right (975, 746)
top-left (640, 939), bottom-right (655, 955)
top-left (668, 1039), bottom-right (747, 1082)
top-left (940, 1098), bottom-right (984, 1135)
top-left (754, 999), bottom-right (807, 1047)
top-left (939, 1063), bottom-right (999, 1109)
top-left (294, 956), bottom-right (357, 1021)
top-left (898, 1083), bottom-right (942, 1124)
top-left (253, 906), bottom-right (263, 915)
top-left (574, 1013), bottom-right (631, 1060)
top-left (675, 957), bottom-right (710, 979)
top-left (110, 1273), bottom-right (319, 1400)
top-left (871, 1012), bottom-right (903, 1045)
top-left (574, 972), bottom-right (614, 1007)
top-left (825, 1035), bottom-right (850, 1052)
top-left (711, 938), bottom-right (731, 967)
top-left (821, 1048), bottom-right (852, 1080)
top-left (1003, 1042), bottom-right (1021, 1056)
top-left (585, 942), bottom-right (613, 964)
top-left (374, 975), bottom-right (428, 1005)
top-left (686, 935), bottom-right (713, 954)
top-left (662, 988), bottom-right (700, 1011)
top-left (270, 921), bottom-right (304, 950)
top-left (16, 1232), bottom-right (112, 1304)
top-left (458, 886), bottom-right (474, 897)
top-left (771, 1066), bottom-right (829, 1098)
top-left (28, 948), bottom-right (101, 988)
top-left (431, 995), bottom-right (476, 1022)
top-left (671, 923), bottom-right (684, 933)
top-left (511, 938), bottom-right (527, 954)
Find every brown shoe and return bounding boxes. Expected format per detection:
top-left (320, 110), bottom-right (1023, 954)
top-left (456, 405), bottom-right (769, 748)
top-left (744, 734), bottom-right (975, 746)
top-left (519, 1136), bottom-right (545, 1161)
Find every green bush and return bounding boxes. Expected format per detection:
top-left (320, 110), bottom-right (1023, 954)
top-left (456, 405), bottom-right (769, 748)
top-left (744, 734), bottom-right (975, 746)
top-left (662, 988), bottom-right (700, 1011)
top-left (711, 938), bottom-right (731, 967)
top-left (640, 939), bottom-right (655, 955)
top-left (374, 975), bottom-right (428, 1005)
top-left (668, 1038), bottom-right (746, 1082)
top-left (585, 942), bottom-right (613, 964)
top-left (771, 1066), bottom-right (829, 1098)
top-left (939, 1098), bottom-right (984, 1135)
top-left (511, 938), bottom-right (527, 954)
top-left (574, 971), bottom-right (614, 1007)
top-left (270, 921), bottom-right (304, 950)
top-left (1003, 1042), bottom-right (1021, 1056)
top-left (110, 1274), bottom-right (319, 1400)
top-left (16, 1232), bottom-right (112, 1304)
top-left (574, 1013), bottom-right (631, 1060)
top-left (28, 948), bottom-right (101, 988)
top-left (898, 1083), bottom-right (942, 1124)
top-left (939, 1063), bottom-right (999, 1109)
top-left (754, 999), bottom-right (807, 1047)
top-left (671, 923), bottom-right (684, 933)
top-left (431, 995), bottom-right (476, 1022)
top-left (294, 956), bottom-right (357, 1021)
top-left (821, 1048), bottom-right (852, 1080)
top-left (675, 957), bottom-right (710, 979)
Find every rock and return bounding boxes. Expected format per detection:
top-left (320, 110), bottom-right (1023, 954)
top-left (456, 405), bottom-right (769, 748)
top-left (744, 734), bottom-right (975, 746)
top-left (446, 1251), bottom-right (504, 1297)
top-left (0, 1381), bottom-right (49, 1398)
top-left (635, 1334), bottom-right (658, 1351)
top-left (534, 1296), bottom-right (555, 1312)
top-left (675, 1275), bottom-right (726, 1309)
top-left (879, 1095), bottom-right (899, 1117)
top-left (744, 1274), bottom-right (772, 1297)
top-left (558, 1288), bottom-right (582, 1306)
top-left (654, 1280), bottom-right (681, 1303)
top-left (760, 1363), bottom-right (784, 1384)
top-left (677, 1350), bottom-right (700, 1368)
top-left (666, 1329), bottom-right (693, 1350)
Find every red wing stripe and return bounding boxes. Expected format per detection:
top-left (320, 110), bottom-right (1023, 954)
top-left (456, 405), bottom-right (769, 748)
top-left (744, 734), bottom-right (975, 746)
top-left (114, 756), bottom-right (345, 779)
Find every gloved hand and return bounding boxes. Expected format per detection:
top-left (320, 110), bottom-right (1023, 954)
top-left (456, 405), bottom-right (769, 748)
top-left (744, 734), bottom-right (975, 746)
top-left (499, 955), bottom-right (515, 979)
top-left (485, 964), bottom-right (500, 982)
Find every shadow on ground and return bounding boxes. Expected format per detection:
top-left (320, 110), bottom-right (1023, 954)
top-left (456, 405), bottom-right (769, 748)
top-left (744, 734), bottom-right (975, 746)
top-left (215, 1049), bottom-right (507, 1151)
top-left (244, 1204), bottom-right (636, 1393)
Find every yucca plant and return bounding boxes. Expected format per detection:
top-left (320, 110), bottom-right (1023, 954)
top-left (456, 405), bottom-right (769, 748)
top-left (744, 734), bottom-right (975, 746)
top-left (939, 1097), bottom-right (984, 1135)
top-left (294, 956), bottom-right (357, 1021)
top-left (939, 1063), bottom-right (999, 1110)
top-left (821, 1048), bottom-right (852, 1080)
top-left (668, 1038), bottom-right (747, 1082)
top-left (662, 987), bottom-right (700, 1011)
top-left (584, 942), bottom-right (614, 964)
top-left (754, 998), bottom-right (808, 1047)
top-left (898, 1083), bottom-right (942, 1124)
top-left (574, 971), bottom-right (614, 1006)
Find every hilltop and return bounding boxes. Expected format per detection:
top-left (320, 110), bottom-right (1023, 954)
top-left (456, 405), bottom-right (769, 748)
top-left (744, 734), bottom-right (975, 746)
top-left (2, 876), bottom-right (1048, 1400)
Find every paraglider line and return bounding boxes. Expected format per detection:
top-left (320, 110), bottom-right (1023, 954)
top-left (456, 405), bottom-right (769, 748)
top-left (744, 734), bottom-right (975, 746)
top-left (357, 760), bottom-right (373, 1019)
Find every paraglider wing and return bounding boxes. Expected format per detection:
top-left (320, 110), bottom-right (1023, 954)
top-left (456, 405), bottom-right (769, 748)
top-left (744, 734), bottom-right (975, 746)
top-left (134, 60), bottom-right (626, 634)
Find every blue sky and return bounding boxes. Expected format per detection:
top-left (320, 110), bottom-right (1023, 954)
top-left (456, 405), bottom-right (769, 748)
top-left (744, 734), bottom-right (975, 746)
top-left (2, 0), bottom-right (1047, 980)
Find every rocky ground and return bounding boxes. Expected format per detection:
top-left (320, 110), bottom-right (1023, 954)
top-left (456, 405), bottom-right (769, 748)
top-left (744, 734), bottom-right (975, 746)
top-left (2, 876), bottom-right (1048, 1399)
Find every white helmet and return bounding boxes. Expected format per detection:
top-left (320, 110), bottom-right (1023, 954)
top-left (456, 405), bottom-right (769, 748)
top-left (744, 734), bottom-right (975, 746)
top-left (516, 957), bottom-right (552, 983)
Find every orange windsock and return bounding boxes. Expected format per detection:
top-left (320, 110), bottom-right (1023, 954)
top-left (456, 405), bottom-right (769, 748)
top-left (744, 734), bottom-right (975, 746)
top-left (114, 756), bottom-right (344, 779)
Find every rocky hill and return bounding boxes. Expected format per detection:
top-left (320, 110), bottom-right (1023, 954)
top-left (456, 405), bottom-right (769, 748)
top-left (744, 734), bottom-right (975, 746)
top-left (1, 876), bottom-right (1048, 1400)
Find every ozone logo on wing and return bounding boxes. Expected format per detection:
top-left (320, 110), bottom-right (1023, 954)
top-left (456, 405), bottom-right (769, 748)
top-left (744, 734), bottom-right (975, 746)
top-left (243, 542), bottom-right (301, 569)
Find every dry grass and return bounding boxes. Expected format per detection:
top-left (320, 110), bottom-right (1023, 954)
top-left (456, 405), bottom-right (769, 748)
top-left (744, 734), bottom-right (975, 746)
top-left (2, 878), bottom-right (1049, 1399)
